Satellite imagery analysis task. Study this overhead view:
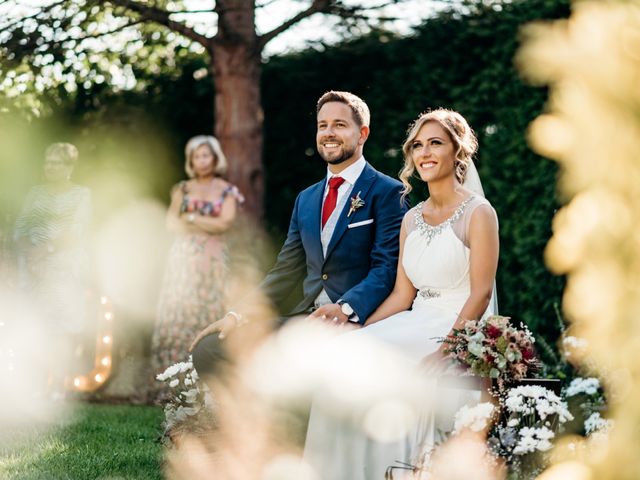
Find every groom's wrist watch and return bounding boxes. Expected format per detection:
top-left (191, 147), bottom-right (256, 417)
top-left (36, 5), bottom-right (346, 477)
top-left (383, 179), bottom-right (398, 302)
top-left (338, 301), bottom-right (359, 323)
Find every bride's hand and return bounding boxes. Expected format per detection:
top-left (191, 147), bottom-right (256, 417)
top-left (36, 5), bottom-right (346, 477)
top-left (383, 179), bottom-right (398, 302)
top-left (421, 348), bottom-right (449, 375)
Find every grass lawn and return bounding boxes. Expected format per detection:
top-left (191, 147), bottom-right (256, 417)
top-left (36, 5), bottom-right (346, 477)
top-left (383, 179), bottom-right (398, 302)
top-left (0, 403), bottom-right (165, 480)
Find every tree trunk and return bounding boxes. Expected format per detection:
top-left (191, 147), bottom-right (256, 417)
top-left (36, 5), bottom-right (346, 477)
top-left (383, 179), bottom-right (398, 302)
top-left (211, 0), bottom-right (264, 221)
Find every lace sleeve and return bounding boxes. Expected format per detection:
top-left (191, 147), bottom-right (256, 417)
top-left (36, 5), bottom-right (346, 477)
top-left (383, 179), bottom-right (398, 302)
top-left (402, 204), bottom-right (421, 235)
top-left (451, 196), bottom-right (498, 247)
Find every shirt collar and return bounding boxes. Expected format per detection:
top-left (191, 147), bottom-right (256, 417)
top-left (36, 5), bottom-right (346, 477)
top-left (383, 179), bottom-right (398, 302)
top-left (325, 156), bottom-right (366, 187)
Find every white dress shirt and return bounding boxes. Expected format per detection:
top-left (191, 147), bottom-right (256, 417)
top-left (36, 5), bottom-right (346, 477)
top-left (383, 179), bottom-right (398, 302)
top-left (314, 156), bottom-right (367, 309)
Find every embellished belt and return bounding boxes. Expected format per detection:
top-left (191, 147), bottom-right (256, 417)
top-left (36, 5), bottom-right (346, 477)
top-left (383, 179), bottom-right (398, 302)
top-left (417, 288), bottom-right (441, 299)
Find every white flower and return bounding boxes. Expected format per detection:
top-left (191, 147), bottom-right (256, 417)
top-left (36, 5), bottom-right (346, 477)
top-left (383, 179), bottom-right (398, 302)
top-left (181, 388), bottom-right (200, 403)
top-left (157, 356), bottom-right (212, 436)
top-left (469, 342), bottom-right (485, 357)
top-left (180, 360), bottom-right (193, 373)
top-left (584, 412), bottom-right (613, 435)
top-left (503, 385), bottom-right (573, 423)
top-left (565, 377), bottom-right (600, 397)
top-left (513, 426), bottom-right (555, 455)
top-left (562, 336), bottom-right (588, 357)
top-left (470, 332), bottom-right (485, 343)
top-left (453, 402), bottom-right (495, 433)
top-left (536, 398), bottom-right (554, 420)
top-left (507, 418), bottom-right (519, 427)
top-left (174, 405), bottom-right (188, 422)
top-left (160, 363), bottom-right (181, 380)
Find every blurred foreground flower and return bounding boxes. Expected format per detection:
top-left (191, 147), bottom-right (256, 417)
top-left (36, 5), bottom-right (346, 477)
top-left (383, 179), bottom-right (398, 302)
top-left (517, 0), bottom-right (640, 478)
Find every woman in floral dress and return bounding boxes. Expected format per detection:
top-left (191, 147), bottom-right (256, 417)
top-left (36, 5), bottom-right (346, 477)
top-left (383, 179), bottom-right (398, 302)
top-left (150, 135), bottom-right (243, 400)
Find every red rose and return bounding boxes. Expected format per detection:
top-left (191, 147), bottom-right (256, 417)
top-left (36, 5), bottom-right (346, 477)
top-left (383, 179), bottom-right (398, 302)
top-left (522, 348), bottom-right (534, 360)
top-left (486, 324), bottom-right (502, 338)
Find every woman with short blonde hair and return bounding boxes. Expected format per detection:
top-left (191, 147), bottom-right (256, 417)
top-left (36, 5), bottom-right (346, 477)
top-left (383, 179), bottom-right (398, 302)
top-left (151, 134), bottom-right (243, 402)
top-left (184, 135), bottom-right (228, 178)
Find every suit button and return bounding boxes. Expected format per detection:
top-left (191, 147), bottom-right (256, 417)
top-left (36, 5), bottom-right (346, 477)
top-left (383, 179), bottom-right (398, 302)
top-left (322, 274), bottom-right (328, 280)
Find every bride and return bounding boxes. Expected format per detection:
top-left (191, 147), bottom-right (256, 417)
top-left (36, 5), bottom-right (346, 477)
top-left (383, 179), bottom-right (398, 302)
top-left (304, 108), bottom-right (499, 479)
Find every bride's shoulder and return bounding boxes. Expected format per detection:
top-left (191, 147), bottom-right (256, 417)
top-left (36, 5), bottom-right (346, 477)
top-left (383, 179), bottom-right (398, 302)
top-left (462, 193), bottom-right (492, 210)
top-left (401, 203), bottom-right (424, 231)
top-left (404, 203), bottom-right (424, 219)
top-left (466, 196), bottom-right (498, 226)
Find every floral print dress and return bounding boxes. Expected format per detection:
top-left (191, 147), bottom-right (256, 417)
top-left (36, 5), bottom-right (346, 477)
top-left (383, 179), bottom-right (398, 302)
top-left (150, 182), bottom-right (243, 399)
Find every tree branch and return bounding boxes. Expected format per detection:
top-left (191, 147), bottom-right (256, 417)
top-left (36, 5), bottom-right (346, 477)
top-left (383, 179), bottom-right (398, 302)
top-left (258, 0), bottom-right (332, 48)
top-left (75, 19), bottom-right (145, 41)
top-left (359, 0), bottom-right (405, 11)
top-left (105, 0), bottom-right (212, 48)
top-left (162, 9), bottom-right (216, 14)
top-left (0, 0), bottom-right (67, 32)
top-left (255, 0), bottom-right (280, 9)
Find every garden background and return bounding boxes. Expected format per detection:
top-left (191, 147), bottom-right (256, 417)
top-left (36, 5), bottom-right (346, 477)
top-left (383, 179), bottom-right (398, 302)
top-left (4, 0), bottom-right (636, 478)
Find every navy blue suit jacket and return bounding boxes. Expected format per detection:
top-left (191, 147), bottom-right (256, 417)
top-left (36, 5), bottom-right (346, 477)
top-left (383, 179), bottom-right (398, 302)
top-left (260, 162), bottom-right (408, 324)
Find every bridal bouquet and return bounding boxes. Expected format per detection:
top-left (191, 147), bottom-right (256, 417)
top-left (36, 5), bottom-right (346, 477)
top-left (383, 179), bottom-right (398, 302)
top-left (442, 315), bottom-right (541, 390)
top-left (156, 356), bottom-right (215, 441)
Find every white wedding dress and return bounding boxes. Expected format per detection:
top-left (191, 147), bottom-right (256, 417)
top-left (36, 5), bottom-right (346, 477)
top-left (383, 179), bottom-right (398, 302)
top-left (304, 194), bottom-right (498, 480)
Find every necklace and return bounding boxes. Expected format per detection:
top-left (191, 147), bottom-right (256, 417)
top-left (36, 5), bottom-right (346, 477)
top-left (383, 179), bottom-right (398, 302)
top-left (413, 196), bottom-right (474, 245)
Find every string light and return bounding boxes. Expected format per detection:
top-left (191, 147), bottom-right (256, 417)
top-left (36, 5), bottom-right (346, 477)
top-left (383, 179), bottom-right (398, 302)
top-left (65, 293), bottom-right (114, 392)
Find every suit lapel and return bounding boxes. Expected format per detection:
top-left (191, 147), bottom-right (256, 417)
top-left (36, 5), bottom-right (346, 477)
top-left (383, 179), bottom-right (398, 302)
top-left (325, 163), bottom-right (377, 260)
top-left (304, 179), bottom-right (325, 260)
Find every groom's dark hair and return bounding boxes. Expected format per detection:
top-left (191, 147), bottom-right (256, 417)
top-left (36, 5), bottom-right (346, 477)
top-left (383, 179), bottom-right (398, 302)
top-left (316, 91), bottom-right (370, 128)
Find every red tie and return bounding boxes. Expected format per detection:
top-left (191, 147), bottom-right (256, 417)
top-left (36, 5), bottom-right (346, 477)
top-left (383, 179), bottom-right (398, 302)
top-left (322, 176), bottom-right (345, 228)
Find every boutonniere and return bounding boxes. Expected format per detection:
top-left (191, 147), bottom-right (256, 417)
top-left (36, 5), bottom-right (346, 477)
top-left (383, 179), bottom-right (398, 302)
top-left (347, 191), bottom-right (365, 217)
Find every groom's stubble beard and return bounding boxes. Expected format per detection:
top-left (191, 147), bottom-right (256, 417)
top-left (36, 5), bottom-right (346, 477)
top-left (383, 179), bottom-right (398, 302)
top-left (319, 143), bottom-right (358, 165)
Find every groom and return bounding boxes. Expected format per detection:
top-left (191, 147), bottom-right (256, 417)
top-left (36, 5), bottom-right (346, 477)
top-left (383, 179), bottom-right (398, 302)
top-left (191, 91), bottom-right (408, 378)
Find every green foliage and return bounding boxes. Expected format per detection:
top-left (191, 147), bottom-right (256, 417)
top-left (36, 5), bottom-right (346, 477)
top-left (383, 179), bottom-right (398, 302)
top-left (262, 0), bottom-right (570, 344)
top-left (0, 404), bottom-right (164, 479)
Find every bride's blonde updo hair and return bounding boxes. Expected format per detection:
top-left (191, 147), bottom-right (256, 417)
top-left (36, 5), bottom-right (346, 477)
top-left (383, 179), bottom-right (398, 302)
top-left (399, 108), bottom-right (478, 198)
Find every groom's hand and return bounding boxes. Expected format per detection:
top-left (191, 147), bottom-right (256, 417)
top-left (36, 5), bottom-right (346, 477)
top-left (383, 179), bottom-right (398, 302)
top-left (310, 303), bottom-right (349, 325)
top-left (189, 315), bottom-right (237, 351)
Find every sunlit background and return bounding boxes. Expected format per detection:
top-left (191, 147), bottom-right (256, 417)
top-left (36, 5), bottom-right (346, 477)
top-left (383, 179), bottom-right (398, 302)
top-left (1, 0), bottom-right (640, 478)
